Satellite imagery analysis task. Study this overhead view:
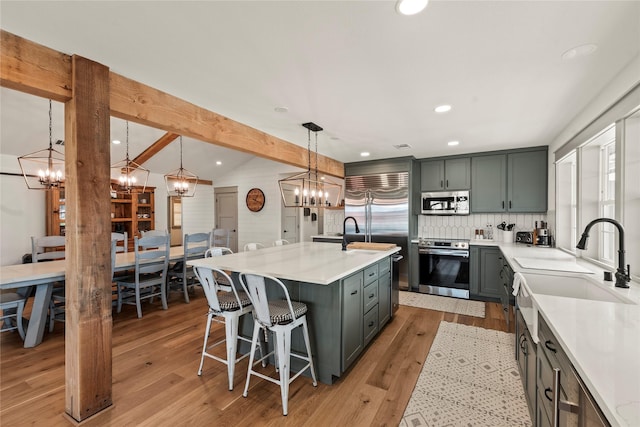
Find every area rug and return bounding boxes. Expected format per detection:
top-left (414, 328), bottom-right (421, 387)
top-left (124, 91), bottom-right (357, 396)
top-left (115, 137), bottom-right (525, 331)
top-left (399, 291), bottom-right (485, 318)
top-left (400, 321), bottom-right (532, 427)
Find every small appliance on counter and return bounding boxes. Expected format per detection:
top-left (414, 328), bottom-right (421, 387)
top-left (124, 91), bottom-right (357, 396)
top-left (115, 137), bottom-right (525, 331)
top-left (515, 231), bottom-right (534, 244)
top-left (534, 221), bottom-right (551, 247)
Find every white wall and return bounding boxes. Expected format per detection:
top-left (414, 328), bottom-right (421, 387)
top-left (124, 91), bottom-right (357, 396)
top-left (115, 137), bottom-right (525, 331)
top-left (547, 54), bottom-right (640, 231)
top-left (0, 154), bottom-right (46, 265)
top-left (182, 184), bottom-right (215, 237)
top-left (214, 157), bottom-right (305, 250)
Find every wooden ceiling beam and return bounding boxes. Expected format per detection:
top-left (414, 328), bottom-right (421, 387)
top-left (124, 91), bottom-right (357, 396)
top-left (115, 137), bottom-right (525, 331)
top-left (131, 131), bottom-right (179, 166)
top-left (0, 30), bottom-right (345, 178)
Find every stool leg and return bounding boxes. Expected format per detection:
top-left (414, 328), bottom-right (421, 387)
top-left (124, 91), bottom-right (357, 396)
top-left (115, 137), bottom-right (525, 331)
top-left (301, 317), bottom-right (318, 387)
top-left (197, 312), bottom-right (213, 376)
top-left (225, 312), bottom-right (239, 391)
top-left (243, 320), bottom-right (261, 398)
top-left (275, 327), bottom-right (291, 416)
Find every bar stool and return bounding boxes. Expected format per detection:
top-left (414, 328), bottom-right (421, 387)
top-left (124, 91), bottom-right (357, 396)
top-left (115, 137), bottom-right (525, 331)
top-left (243, 243), bottom-right (265, 252)
top-left (273, 239), bottom-right (290, 246)
top-left (194, 266), bottom-right (255, 390)
top-left (239, 273), bottom-right (317, 416)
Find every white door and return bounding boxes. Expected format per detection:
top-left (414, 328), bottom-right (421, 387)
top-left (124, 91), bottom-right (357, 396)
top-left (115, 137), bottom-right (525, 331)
top-left (215, 187), bottom-right (238, 253)
top-left (168, 196), bottom-right (182, 246)
top-left (281, 188), bottom-right (299, 243)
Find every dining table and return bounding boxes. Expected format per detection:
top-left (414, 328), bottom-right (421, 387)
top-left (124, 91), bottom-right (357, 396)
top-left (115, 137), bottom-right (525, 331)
top-left (0, 246), bottom-right (187, 348)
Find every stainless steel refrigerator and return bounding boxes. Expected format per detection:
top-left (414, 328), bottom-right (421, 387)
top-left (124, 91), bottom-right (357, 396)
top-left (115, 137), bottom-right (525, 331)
top-left (345, 172), bottom-right (409, 313)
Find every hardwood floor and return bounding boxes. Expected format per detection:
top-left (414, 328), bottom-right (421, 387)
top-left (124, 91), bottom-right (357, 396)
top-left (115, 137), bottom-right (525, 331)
top-left (0, 290), bottom-right (513, 426)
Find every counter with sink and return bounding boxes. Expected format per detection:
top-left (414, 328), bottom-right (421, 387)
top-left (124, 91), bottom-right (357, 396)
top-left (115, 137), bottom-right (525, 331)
top-left (470, 240), bottom-right (640, 426)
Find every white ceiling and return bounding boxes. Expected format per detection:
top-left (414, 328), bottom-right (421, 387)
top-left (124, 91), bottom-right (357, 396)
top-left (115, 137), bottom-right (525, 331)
top-left (1, 1), bottom-right (639, 181)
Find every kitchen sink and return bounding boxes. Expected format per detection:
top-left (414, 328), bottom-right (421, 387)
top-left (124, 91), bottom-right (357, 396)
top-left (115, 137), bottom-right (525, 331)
top-left (522, 273), bottom-right (636, 304)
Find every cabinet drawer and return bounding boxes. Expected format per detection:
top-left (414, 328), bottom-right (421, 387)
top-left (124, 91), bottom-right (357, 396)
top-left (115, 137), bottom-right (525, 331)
top-left (364, 265), bottom-right (379, 286)
top-left (364, 281), bottom-right (379, 313)
top-left (363, 306), bottom-right (378, 347)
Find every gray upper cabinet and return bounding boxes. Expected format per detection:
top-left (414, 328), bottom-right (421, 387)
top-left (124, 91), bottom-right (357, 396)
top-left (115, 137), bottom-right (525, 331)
top-left (471, 148), bottom-right (547, 213)
top-left (471, 154), bottom-right (507, 212)
top-left (507, 150), bottom-right (547, 213)
top-left (421, 157), bottom-right (471, 191)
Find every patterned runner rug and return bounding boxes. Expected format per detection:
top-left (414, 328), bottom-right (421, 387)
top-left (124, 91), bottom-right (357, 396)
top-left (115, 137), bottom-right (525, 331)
top-left (399, 291), bottom-right (485, 318)
top-left (401, 321), bottom-right (532, 427)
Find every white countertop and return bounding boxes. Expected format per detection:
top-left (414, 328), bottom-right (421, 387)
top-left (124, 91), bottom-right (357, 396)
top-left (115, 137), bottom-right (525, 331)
top-left (188, 241), bottom-right (400, 285)
top-left (474, 240), bottom-right (640, 426)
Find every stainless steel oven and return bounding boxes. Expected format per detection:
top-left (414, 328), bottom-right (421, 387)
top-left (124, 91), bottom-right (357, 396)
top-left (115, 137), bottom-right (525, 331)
top-left (418, 238), bottom-right (470, 299)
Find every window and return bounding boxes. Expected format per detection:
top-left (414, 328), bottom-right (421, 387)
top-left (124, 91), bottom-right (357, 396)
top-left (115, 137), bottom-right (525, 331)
top-left (555, 152), bottom-right (576, 252)
top-left (599, 141), bottom-right (615, 263)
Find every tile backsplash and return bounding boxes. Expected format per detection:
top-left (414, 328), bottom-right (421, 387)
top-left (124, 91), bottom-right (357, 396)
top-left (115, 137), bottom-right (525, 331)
top-left (418, 213), bottom-right (548, 240)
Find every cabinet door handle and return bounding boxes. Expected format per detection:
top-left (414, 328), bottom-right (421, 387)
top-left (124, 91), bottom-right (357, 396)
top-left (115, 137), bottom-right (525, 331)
top-left (545, 340), bottom-right (557, 353)
top-left (351, 290), bottom-right (358, 295)
top-left (509, 201), bottom-right (512, 209)
top-left (545, 387), bottom-right (553, 402)
top-left (368, 321), bottom-right (375, 327)
top-left (446, 179), bottom-right (449, 188)
top-left (368, 273), bottom-right (375, 277)
top-left (502, 201), bottom-right (505, 209)
top-left (369, 293), bottom-right (375, 299)
top-left (440, 180), bottom-right (444, 188)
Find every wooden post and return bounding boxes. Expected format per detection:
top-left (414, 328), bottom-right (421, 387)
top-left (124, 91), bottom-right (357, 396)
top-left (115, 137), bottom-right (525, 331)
top-left (64, 55), bottom-right (112, 421)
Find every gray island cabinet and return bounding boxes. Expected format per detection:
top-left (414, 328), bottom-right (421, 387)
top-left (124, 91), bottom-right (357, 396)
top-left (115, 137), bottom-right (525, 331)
top-left (188, 242), bottom-right (398, 384)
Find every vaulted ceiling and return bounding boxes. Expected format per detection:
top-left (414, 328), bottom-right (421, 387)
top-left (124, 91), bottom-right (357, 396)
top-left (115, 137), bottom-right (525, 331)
top-left (1, 1), bottom-right (638, 182)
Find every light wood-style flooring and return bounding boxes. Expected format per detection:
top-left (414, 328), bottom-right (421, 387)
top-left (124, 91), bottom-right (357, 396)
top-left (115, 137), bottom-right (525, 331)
top-left (0, 290), bottom-right (513, 426)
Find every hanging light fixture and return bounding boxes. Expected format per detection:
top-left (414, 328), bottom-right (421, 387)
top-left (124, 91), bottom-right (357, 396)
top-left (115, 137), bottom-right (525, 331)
top-left (278, 122), bottom-right (342, 209)
top-left (164, 136), bottom-right (198, 197)
top-left (18, 99), bottom-right (65, 190)
top-left (110, 121), bottom-right (149, 193)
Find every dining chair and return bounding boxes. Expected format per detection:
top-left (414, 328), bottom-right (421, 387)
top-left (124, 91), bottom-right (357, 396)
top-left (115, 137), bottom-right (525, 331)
top-left (31, 236), bottom-right (66, 332)
top-left (204, 247), bottom-right (234, 257)
top-left (116, 234), bottom-right (170, 318)
top-left (111, 232), bottom-right (128, 253)
top-left (243, 242), bottom-right (265, 252)
top-left (169, 232), bottom-right (211, 303)
top-left (194, 266), bottom-right (256, 390)
top-left (273, 239), bottom-right (290, 246)
top-left (211, 228), bottom-right (230, 248)
top-left (239, 273), bottom-right (317, 416)
top-left (140, 229), bottom-right (168, 238)
top-left (0, 287), bottom-right (31, 340)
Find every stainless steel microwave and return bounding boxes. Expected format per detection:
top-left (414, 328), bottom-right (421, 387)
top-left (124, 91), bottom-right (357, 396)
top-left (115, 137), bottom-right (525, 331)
top-left (421, 190), bottom-right (470, 215)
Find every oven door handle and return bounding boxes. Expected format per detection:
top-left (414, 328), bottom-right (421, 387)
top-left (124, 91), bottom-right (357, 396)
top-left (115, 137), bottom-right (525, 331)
top-left (419, 249), bottom-right (469, 257)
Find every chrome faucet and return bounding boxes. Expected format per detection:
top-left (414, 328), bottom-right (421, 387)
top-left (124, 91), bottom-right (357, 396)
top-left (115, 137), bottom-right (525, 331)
top-left (576, 218), bottom-right (631, 288)
top-left (342, 216), bottom-right (360, 251)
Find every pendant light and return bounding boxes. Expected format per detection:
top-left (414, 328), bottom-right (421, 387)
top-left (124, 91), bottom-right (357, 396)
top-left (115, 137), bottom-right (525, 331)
top-left (18, 99), bottom-right (65, 190)
top-left (278, 122), bottom-right (342, 208)
top-left (111, 121), bottom-right (149, 193)
top-left (164, 136), bottom-right (198, 197)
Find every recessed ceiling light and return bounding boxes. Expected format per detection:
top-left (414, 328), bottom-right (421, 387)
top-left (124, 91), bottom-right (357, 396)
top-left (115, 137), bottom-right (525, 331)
top-left (447, 141), bottom-right (460, 146)
top-left (274, 106), bottom-right (288, 113)
top-left (561, 44), bottom-right (598, 61)
top-left (360, 152), bottom-right (370, 157)
top-left (396, 0), bottom-right (429, 15)
top-left (216, 161), bottom-right (222, 165)
top-left (435, 105), bottom-right (452, 113)
top-left (112, 140), bottom-right (121, 145)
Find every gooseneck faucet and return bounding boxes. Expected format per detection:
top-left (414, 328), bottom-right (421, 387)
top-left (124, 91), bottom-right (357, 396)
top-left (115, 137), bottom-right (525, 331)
top-left (342, 216), bottom-right (360, 251)
top-left (576, 218), bottom-right (631, 288)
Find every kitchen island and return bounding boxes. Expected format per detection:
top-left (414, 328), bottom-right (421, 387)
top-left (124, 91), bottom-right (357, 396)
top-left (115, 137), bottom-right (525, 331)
top-left (188, 242), bottom-right (401, 384)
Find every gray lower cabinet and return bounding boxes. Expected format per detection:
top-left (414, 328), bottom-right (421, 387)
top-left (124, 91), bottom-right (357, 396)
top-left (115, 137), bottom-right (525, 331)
top-left (421, 157), bottom-right (471, 191)
top-left (516, 309), bottom-right (537, 422)
top-left (536, 316), bottom-right (609, 427)
top-left (470, 246), bottom-right (502, 300)
top-left (409, 242), bottom-right (419, 292)
top-left (342, 271), bottom-right (364, 370)
top-left (471, 148), bottom-right (547, 213)
top-left (378, 270), bottom-right (391, 327)
top-left (499, 253), bottom-right (514, 327)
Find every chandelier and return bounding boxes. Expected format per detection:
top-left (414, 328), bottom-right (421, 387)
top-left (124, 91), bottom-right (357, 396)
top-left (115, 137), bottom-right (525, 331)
top-left (278, 122), bottom-right (342, 208)
top-left (110, 121), bottom-right (149, 193)
top-left (17, 99), bottom-right (65, 190)
top-left (164, 136), bottom-right (198, 197)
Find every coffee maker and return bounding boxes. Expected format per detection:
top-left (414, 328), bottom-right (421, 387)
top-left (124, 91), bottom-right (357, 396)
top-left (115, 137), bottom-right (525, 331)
top-left (535, 221), bottom-right (550, 246)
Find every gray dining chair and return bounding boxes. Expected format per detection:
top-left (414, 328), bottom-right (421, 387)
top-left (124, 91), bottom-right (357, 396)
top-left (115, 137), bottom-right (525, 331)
top-left (0, 287), bottom-right (31, 340)
top-left (116, 234), bottom-right (170, 318)
top-left (31, 236), bottom-right (66, 332)
top-left (111, 232), bottom-right (128, 253)
top-left (168, 232), bottom-right (211, 303)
